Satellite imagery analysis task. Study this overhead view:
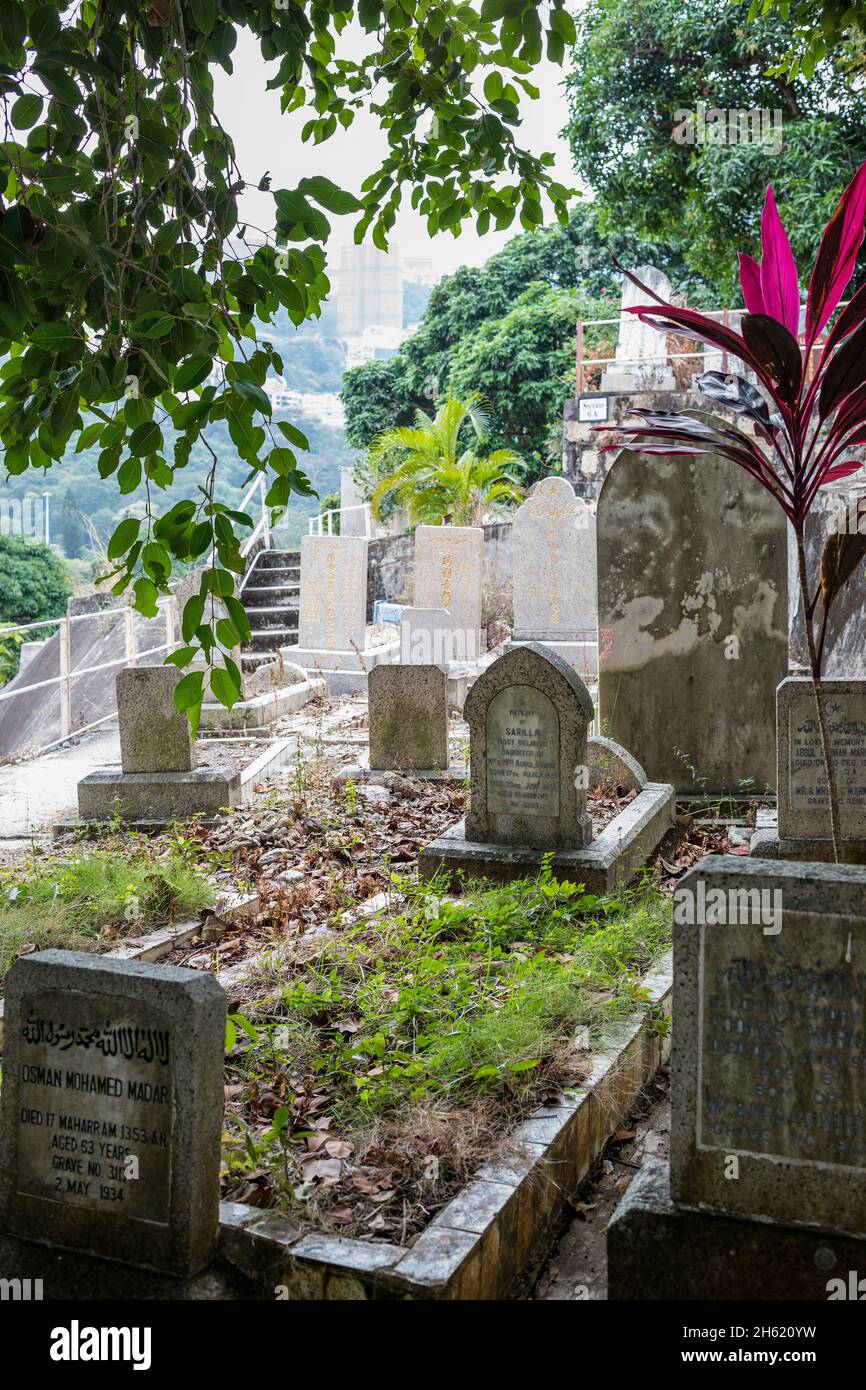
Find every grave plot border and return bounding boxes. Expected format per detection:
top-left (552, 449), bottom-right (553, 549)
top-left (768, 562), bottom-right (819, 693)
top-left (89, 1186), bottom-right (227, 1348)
top-left (217, 951), bottom-right (673, 1300)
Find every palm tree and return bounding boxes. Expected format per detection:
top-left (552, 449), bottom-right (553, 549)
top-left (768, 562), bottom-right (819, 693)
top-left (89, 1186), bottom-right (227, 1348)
top-left (368, 394), bottom-right (526, 526)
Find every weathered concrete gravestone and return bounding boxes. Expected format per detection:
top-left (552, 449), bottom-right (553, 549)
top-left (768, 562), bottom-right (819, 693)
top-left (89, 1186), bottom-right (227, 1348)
top-left (597, 448), bottom-right (788, 794)
top-left (509, 476), bottom-right (598, 675)
top-left (0, 950), bottom-right (225, 1277)
top-left (464, 644), bottom-right (593, 850)
top-left (77, 667), bottom-right (243, 822)
top-left (420, 643), bottom-right (674, 891)
top-left (608, 856), bottom-right (866, 1299)
top-left (117, 667), bottom-right (195, 772)
top-left (751, 678), bottom-right (866, 862)
top-left (413, 525), bottom-right (484, 660)
top-left (368, 664), bottom-right (449, 771)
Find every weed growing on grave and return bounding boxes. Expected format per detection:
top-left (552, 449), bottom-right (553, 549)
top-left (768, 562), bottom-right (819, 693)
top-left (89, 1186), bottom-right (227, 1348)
top-left (221, 862), bottom-right (671, 1219)
top-left (0, 849), bottom-right (214, 986)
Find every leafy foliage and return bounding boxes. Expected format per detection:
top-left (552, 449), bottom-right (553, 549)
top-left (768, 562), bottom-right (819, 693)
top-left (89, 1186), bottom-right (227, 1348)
top-left (0, 532), bottom-right (69, 624)
top-left (343, 203), bottom-right (700, 479)
top-left (369, 394), bottom-right (525, 524)
top-left (564, 0), bottom-right (866, 301)
top-left (0, 0), bottom-right (575, 720)
top-left (745, 0), bottom-right (866, 78)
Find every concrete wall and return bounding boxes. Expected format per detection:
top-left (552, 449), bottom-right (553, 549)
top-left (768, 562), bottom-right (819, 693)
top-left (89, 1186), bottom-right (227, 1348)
top-left (365, 522), bottom-right (515, 621)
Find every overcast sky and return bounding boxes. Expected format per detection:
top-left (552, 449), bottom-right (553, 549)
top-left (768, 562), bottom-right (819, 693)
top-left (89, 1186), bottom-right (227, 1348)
top-left (214, 27), bottom-right (583, 281)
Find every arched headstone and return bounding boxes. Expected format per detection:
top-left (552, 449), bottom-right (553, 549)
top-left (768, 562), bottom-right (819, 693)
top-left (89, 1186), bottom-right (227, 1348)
top-left (463, 642), bottom-right (593, 850)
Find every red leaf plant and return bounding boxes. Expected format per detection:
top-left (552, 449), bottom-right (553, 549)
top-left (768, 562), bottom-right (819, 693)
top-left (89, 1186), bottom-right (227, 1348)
top-left (601, 166), bottom-right (866, 863)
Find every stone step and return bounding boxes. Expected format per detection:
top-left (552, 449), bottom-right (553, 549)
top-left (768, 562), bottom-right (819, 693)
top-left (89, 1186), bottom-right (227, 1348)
top-left (254, 550), bottom-right (300, 572)
top-left (246, 626), bottom-right (297, 652)
top-left (243, 584), bottom-right (299, 607)
top-left (246, 605), bottom-right (300, 631)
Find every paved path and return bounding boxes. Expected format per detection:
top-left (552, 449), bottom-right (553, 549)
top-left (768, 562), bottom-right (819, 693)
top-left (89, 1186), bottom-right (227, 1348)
top-left (532, 1073), bottom-right (671, 1300)
top-left (0, 727), bottom-right (121, 847)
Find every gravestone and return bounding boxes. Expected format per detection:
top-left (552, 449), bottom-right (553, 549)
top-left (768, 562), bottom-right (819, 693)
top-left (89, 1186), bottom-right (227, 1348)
top-left (117, 667), bottom-right (195, 773)
top-left (510, 476), bottom-right (597, 673)
top-left (599, 267), bottom-right (676, 392)
top-left (779, 677), bottom-right (866, 845)
top-left (464, 643), bottom-right (593, 850)
top-left (400, 607), bottom-right (456, 664)
top-left (414, 525), bottom-right (483, 657)
top-left (751, 677), bottom-right (866, 862)
top-left (597, 448), bottom-right (788, 793)
top-left (587, 733), bottom-right (647, 795)
top-left (608, 855), bottom-right (866, 1299)
top-left (297, 534), bottom-right (368, 651)
top-left (419, 643), bottom-right (675, 889)
top-left (368, 664), bottom-right (448, 771)
top-left (77, 670), bottom-right (245, 822)
top-left (0, 950), bottom-right (225, 1277)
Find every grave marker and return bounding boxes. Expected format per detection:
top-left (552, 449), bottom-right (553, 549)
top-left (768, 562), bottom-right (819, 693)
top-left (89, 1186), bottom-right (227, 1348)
top-left (414, 525), bottom-right (483, 655)
top-left (778, 677), bottom-right (866, 844)
top-left (671, 856), bottom-right (866, 1237)
top-left (368, 664), bottom-right (449, 771)
top-left (464, 643), bottom-right (593, 850)
top-left (0, 950), bottom-right (225, 1276)
top-left (117, 667), bottom-right (195, 773)
top-left (297, 534), bottom-right (368, 652)
top-left (597, 447), bottom-right (788, 793)
top-left (510, 476), bottom-right (597, 673)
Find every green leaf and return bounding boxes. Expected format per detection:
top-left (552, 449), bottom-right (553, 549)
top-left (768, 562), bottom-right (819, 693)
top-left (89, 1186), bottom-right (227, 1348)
top-left (230, 380), bottom-right (271, 415)
top-left (10, 95), bottom-right (43, 129)
top-left (174, 670), bottom-right (205, 712)
top-left (298, 175), bottom-right (362, 214)
top-left (133, 576), bottom-right (159, 619)
top-left (182, 594), bottom-right (205, 642)
top-left (277, 420), bottom-right (309, 450)
top-left (211, 664), bottom-right (241, 708)
top-left (174, 354), bottom-right (213, 392)
top-left (129, 420), bottom-right (163, 455)
top-left (107, 517), bottom-right (141, 560)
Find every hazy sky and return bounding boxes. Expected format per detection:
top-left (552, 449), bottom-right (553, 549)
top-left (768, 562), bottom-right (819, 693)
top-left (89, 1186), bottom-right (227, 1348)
top-left (214, 28), bottom-right (582, 281)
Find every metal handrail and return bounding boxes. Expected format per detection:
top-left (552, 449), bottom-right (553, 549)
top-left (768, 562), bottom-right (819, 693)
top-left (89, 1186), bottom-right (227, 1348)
top-left (575, 303), bottom-right (848, 394)
top-left (0, 597), bottom-right (177, 756)
top-left (308, 502), bottom-right (372, 537)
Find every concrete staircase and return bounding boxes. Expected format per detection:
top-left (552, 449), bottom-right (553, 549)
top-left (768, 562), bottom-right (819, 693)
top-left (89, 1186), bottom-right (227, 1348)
top-left (240, 549), bottom-right (300, 673)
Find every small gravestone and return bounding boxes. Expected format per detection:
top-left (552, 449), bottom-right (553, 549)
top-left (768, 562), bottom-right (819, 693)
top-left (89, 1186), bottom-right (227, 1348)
top-left (117, 667), bottom-right (195, 773)
top-left (510, 476), bottom-right (598, 673)
top-left (414, 525), bottom-right (484, 655)
top-left (0, 951), bottom-right (225, 1277)
top-left (368, 664), bottom-right (449, 771)
top-left (779, 677), bottom-right (866, 845)
top-left (465, 643), bottom-right (593, 850)
top-left (420, 643), bottom-right (674, 888)
top-left (608, 855), bottom-right (866, 1299)
top-left (588, 733), bottom-right (647, 795)
top-left (599, 266), bottom-right (676, 392)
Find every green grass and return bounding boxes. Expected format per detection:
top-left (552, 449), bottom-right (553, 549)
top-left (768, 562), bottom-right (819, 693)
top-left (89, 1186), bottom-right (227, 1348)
top-left (0, 849), bottom-right (215, 986)
top-left (225, 864), bottom-right (672, 1196)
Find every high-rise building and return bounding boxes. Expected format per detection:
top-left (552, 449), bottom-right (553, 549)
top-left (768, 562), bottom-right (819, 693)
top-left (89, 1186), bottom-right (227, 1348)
top-left (335, 244), bottom-right (403, 337)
